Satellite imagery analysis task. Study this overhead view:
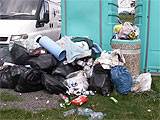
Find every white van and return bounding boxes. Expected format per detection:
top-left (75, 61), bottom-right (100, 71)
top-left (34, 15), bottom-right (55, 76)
top-left (0, 0), bottom-right (61, 50)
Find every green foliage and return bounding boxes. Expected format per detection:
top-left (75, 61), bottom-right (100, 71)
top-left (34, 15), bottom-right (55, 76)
top-left (118, 14), bottom-right (135, 23)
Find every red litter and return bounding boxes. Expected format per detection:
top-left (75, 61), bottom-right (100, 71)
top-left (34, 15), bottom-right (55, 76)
top-left (71, 95), bottom-right (89, 106)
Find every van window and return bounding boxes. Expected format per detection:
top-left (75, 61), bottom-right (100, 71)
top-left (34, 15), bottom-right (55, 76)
top-left (0, 0), bottom-right (40, 20)
top-left (39, 1), bottom-right (49, 20)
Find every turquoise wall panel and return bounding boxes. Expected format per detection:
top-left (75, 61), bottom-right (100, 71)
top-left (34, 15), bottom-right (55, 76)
top-left (136, 0), bottom-right (160, 72)
top-left (147, 0), bottom-right (160, 72)
top-left (62, 0), bottom-right (100, 45)
top-left (102, 0), bottom-right (118, 50)
top-left (135, 0), bottom-right (148, 72)
top-left (61, 0), bottom-right (118, 50)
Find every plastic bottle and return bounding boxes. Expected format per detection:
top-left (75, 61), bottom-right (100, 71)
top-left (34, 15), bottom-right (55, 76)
top-left (59, 94), bottom-right (69, 102)
top-left (89, 112), bottom-right (106, 120)
top-left (64, 107), bottom-right (106, 120)
top-left (59, 94), bottom-right (70, 107)
top-left (63, 109), bottom-right (76, 117)
top-left (77, 107), bottom-right (94, 116)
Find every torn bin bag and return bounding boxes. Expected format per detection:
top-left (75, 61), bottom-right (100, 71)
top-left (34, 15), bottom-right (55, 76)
top-left (28, 54), bottom-right (57, 73)
top-left (42, 73), bottom-right (68, 94)
top-left (15, 68), bottom-right (43, 93)
top-left (89, 64), bottom-right (113, 96)
top-left (10, 43), bottom-right (30, 65)
top-left (111, 65), bottom-right (132, 94)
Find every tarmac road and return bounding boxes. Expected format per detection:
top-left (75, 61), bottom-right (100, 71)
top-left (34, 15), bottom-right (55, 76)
top-left (0, 89), bottom-right (60, 111)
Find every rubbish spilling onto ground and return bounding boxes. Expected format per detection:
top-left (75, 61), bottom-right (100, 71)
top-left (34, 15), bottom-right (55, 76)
top-left (0, 35), bottom-right (152, 119)
top-left (63, 107), bottom-right (106, 120)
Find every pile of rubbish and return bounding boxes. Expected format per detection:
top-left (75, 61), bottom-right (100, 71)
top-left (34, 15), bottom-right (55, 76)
top-left (113, 22), bottom-right (140, 40)
top-left (0, 36), bottom-right (152, 119)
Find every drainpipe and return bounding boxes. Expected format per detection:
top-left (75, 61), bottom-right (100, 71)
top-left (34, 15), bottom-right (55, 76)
top-left (64, 0), bottom-right (67, 35)
top-left (99, 0), bottom-right (102, 48)
top-left (144, 0), bottom-right (151, 72)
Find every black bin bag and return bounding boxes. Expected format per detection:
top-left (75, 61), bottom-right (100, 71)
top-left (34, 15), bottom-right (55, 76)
top-left (51, 62), bottom-right (76, 85)
top-left (88, 64), bottom-right (113, 96)
top-left (42, 73), bottom-right (68, 95)
top-left (15, 68), bottom-right (43, 93)
top-left (28, 54), bottom-right (57, 73)
top-left (10, 43), bottom-right (30, 65)
top-left (0, 65), bottom-right (27, 89)
top-left (0, 66), bottom-right (17, 89)
top-left (52, 62), bottom-right (76, 77)
top-left (0, 46), bottom-right (13, 63)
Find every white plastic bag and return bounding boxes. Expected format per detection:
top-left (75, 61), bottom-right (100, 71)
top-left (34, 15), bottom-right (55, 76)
top-left (64, 70), bottom-right (89, 95)
top-left (132, 73), bottom-right (152, 92)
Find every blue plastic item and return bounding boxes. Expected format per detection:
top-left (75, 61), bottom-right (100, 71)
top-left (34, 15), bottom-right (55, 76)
top-left (111, 65), bottom-right (132, 94)
top-left (38, 36), bottom-right (66, 61)
top-left (92, 43), bottom-right (102, 54)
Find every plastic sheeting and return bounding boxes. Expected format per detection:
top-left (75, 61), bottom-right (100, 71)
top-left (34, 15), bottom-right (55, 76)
top-left (111, 65), bottom-right (132, 94)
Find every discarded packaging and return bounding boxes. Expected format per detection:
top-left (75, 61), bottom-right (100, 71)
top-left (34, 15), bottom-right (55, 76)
top-left (110, 97), bottom-right (118, 103)
top-left (77, 107), bottom-right (94, 116)
top-left (63, 109), bottom-right (76, 117)
top-left (89, 112), bottom-right (106, 120)
top-left (63, 107), bottom-right (106, 120)
top-left (64, 70), bottom-right (89, 96)
top-left (132, 73), bottom-right (152, 92)
top-left (71, 95), bottom-right (88, 106)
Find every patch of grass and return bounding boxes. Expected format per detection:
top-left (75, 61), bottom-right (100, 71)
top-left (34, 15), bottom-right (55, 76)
top-left (0, 79), bottom-right (160, 120)
top-left (152, 76), bottom-right (160, 92)
top-left (0, 109), bottom-right (32, 120)
top-left (0, 108), bottom-right (87, 120)
top-left (0, 91), bottom-right (22, 102)
top-left (152, 76), bottom-right (160, 81)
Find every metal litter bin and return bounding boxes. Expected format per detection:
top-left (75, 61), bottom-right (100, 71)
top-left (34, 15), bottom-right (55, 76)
top-left (111, 39), bottom-right (141, 76)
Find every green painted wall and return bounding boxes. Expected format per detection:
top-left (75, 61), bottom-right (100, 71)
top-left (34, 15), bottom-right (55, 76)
top-left (61, 0), bottom-right (118, 50)
top-left (135, 0), bottom-right (160, 72)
